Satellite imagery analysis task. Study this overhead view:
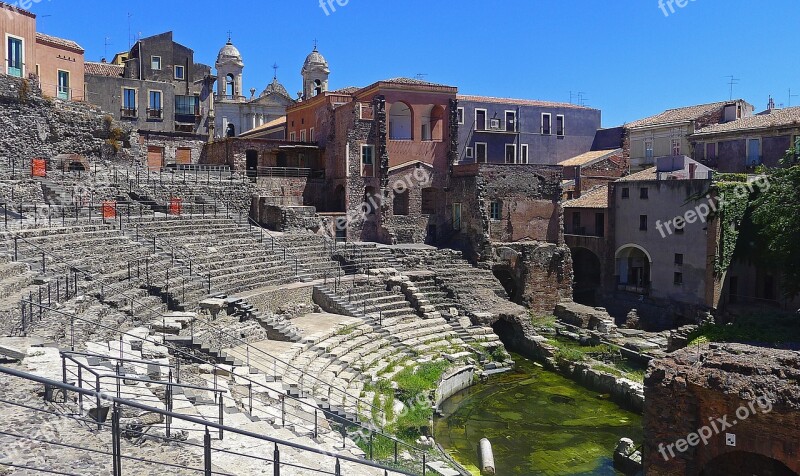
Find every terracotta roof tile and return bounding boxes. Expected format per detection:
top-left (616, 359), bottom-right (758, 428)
top-left (84, 62), bottom-right (124, 77)
top-left (625, 101), bottom-right (735, 129)
top-left (458, 94), bottom-right (596, 110)
top-left (558, 149), bottom-right (623, 167)
top-left (693, 106), bottom-right (800, 135)
top-left (36, 32), bottom-right (83, 52)
top-left (616, 167), bottom-right (658, 182)
top-left (563, 185), bottom-right (608, 209)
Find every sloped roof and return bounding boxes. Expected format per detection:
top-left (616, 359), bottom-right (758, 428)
top-left (36, 32), bottom-right (83, 52)
top-left (84, 61), bottom-right (124, 77)
top-left (625, 101), bottom-right (734, 129)
top-left (330, 86), bottom-right (361, 95)
top-left (693, 106), bottom-right (800, 135)
top-left (457, 94), bottom-right (595, 110)
top-left (382, 77), bottom-right (452, 87)
top-left (239, 117), bottom-right (287, 137)
top-left (563, 185), bottom-right (608, 209)
top-left (616, 167), bottom-right (658, 182)
top-left (559, 149), bottom-right (623, 167)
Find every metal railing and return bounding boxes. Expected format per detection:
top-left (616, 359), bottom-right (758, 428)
top-left (0, 365), bottom-right (422, 476)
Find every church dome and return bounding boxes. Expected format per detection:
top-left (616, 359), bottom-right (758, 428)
top-left (261, 76), bottom-right (290, 99)
top-left (217, 40), bottom-right (243, 65)
top-left (302, 46), bottom-right (329, 73)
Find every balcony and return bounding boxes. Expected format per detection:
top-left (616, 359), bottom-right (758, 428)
top-left (120, 108), bottom-right (137, 119)
top-left (147, 108), bottom-right (163, 120)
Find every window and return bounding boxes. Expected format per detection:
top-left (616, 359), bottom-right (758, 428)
top-left (747, 138), bottom-right (761, 166)
top-left (421, 123), bottom-right (431, 141)
top-left (174, 65), bottom-right (185, 80)
top-left (421, 188), bottom-right (437, 214)
top-left (57, 70), bottom-right (70, 100)
top-left (300, 129), bottom-right (306, 142)
top-left (672, 139), bottom-right (681, 156)
top-left (505, 111), bottom-right (516, 132)
top-left (572, 212), bottom-right (581, 232)
top-left (389, 102), bottom-right (413, 140)
top-left (675, 253), bottom-right (684, 265)
top-left (639, 215), bottom-right (648, 231)
top-left (309, 128), bottom-right (315, 142)
top-left (706, 143), bottom-right (717, 160)
top-left (457, 107), bottom-right (464, 125)
top-left (289, 131), bottom-right (296, 141)
top-left (175, 95), bottom-right (199, 116)
top-left (148, 90), bottom-right (162, 119)
top-left (490, 201), bottom-right (501, 220)
top-left (505, 144), bottom-right (516, 164)
top-left (640, 187), bottom-right (649, 199)
top-left (475, 109), bottom-right (487, 131)
top-left (520, 144), bottom-right (529, 164)
top-left (393, 190), bottom-right (409, 216)
top-left (621, 187), bottom-right (630, 199)
top-left (7, 36), bottom-right (23, 77)
top-left (361, 145), bottom-right (374, 165)
top-left (151, 56), bottom-right (161, 70)
top-left (475, 143), bottom-right (487, 163)
top-left (542, 113), bottom-right (552, 135)
top-left (122, 88), bottom-right (137, 117)
top-left (465, 147), bottom-right (474, 159)
top-left (556, 115), bottom-right (565, 136)
top-left (645, 140), bottom-right (654, 160)
top-left (674, 272), bottom-right (684, 286)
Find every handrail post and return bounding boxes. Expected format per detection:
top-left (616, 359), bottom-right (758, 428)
top-left (335, 458), bottom-right (341, 476)
top-left (218, 395), bottom-right (224, 440)
top-left (95, 374), bottom-right (102, 430)
top-left (112, 401), bottom-right (122, 476)
top-left (204, 429), bottom-right (212, 476)
top-left (273, 442), bottom-right (280, 476)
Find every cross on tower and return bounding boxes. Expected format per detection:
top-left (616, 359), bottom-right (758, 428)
top-left (313, 39), bottom-right (318, 50)
top-left (273, 63), bottom-right (279, 79)
top-left (227, 30), bottom-right (233, 43)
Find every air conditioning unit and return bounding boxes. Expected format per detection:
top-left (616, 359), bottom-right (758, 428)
top-left (490, 118), bottom-right (501, 129)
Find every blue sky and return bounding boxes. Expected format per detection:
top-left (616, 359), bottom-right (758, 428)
top-left (30, 0), bottom-right (800, 127)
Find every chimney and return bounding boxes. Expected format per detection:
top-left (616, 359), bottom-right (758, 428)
top-left (768, 96), bottom-right (775, 112)
top-left (689, 163), bottom-right (697, 179)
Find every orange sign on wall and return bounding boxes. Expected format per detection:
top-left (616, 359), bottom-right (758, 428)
top-left (169, 198), bottom-right (183, 216)
top-left (31, 158), bottom-right (47, 177)
top-left (102, 201), bottom-right (117, 219)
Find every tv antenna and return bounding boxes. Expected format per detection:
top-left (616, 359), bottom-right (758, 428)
top-left (726, 75), bottom-right (739, 100)
top-left (415, 73), bottom-right (428, 80)
top-left (104, 37), bottom-right (112, 60)
top-left (127, 13), bottom-right (133, 49)
top-left (790, 88), bottom-right (798, 107)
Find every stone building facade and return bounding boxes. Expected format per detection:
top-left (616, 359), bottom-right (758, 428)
top-left (84, 31), bottom-right (215, 137)
top-left (213, 39), bottom-right (295, 139)
top-left (644, 343), bottom-right (800, 475)
top-left (690, 104), bottom-right (800, 172)
top-left (1, 2), bottom-right (85, 101)
top-left (456, 95), bottom-right (601, 165)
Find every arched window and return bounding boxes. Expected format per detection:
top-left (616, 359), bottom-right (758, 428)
top-left (389, 102), bottom-right (413, 140)
top-left (313, 79), bottom-right (322, 97)
top-left (226, 74), bottom-right (235, 98)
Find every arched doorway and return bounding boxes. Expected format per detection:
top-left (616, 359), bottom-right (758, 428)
top-left (492, 266), bottom-right (520, 302)
top-left (701, 452), bottom-right (797, 476)
top-left (389, 102), bottom-right (413, 140)
top-left (572, 247), bottom-right (601, 306)
top-left (615, 245), bottom-right (652, 293)
top-left (333, 185), bottom-right (346, 213)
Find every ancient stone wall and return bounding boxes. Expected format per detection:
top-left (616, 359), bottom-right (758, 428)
top-left (491, 242), bottom-right (573, 313)
top-left (644, 344), bottom-right (800, 475)
top-left (0, 74), bottom-right (128, 162)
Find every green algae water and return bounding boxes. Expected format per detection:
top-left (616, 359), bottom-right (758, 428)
top-left (433, 354), bottom-right (642, 475)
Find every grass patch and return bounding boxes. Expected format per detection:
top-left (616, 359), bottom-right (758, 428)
top-left (336, 325), bottom-right (356, 336)
top-left (530, 314), bottom-right (557, 328)
top-left (393, 360), bottom-right (450, 401)
top-left (687, 312), bottom-right (800, 346)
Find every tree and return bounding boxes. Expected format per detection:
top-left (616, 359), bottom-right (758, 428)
top-left (749, 150), bottom-right (800, 298)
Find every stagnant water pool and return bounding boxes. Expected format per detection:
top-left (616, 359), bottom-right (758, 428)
top-left (433, 354), bottom-right (643, 475)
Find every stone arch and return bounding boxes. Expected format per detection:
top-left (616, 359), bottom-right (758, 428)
top-left (389, 101), bottom-right (413, 140)
top-left (615, 244), bottom-right (652, 290)
top-left (571, 247), bottom-right (601, 306)
top-left (430, 105), bottom-right (445, 141)
top-left (492, 264), bottom-right (521, 302)
top-left (225, 73), bottom-right (236, 98)
top-left (700, 452), bottom-right (798, 476)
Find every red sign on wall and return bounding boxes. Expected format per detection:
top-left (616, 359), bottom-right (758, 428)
top-left (102, 201), bottom-right (117, 219)
top-left (169, 198), bottom-right (183, 216)
top-left (31, 158), bottom-right (47, 177)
